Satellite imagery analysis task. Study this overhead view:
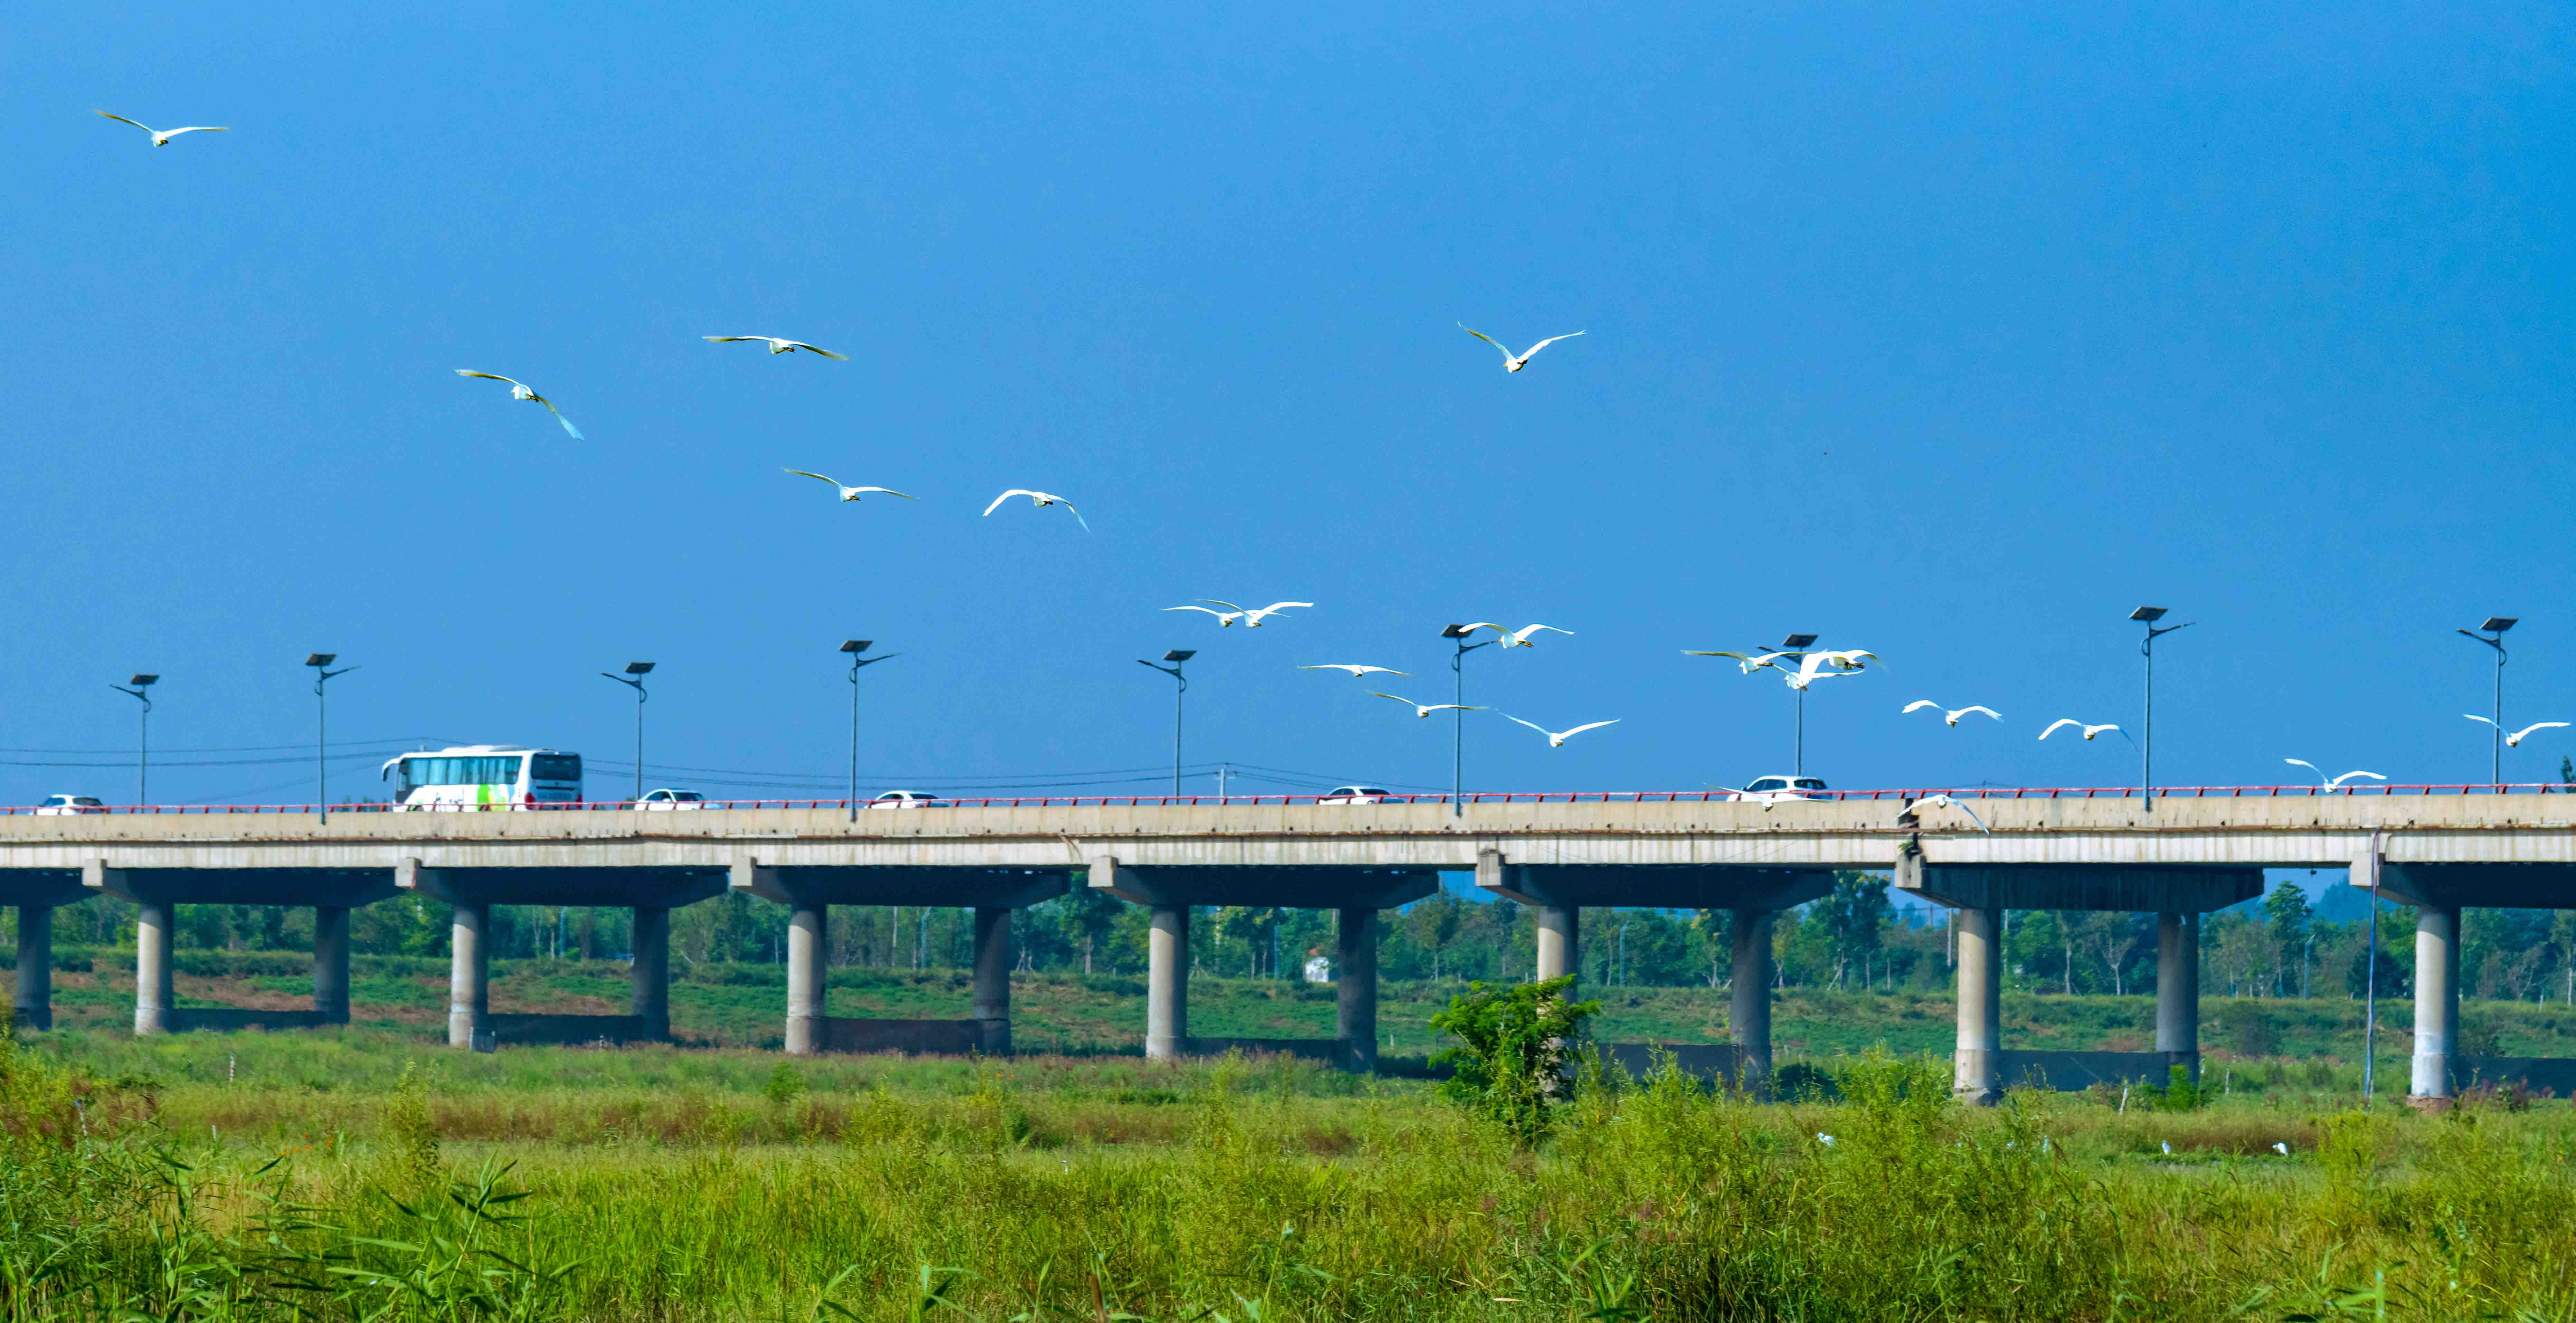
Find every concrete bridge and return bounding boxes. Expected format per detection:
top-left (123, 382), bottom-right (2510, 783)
top-left (5, 790), bottom-right (2571, 1101)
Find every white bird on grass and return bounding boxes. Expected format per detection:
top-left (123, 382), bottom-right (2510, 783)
top-left (2272, 1142), bottom-right (2290, 1156)
top-left (1904, 700), bottom-right (2002, 727)
top-left (2039, 719), bottom-right (2127, 743)
top-left (454, 371), bottom-right (583, 439)
top-left (2463, 715), bottom-right (2571, 747)
top-left (1369, 692), bottom-right (1485, 719)
top-left (2162, 1141), bottom-right (2173, 1155)
top-left (1196, 600), bottom-right (1311, 627)
top-left (1815, 1133), bottom-right (1836, 1148)
top-left (2283, 759), bottom-right (2387, 792)
top-left (781, 470), bottom-right (914, 502)
top-left (981, 489), bottom-right (1088, 531)
top-left (1899, 794), bottom-right (1991, 834)
top-left (1299, 664), bottom-right (1411, 678)
top-left (703, 335), bottom-right (848, 359)
top-left (95, 111), bottom-right (227, 146)
top-left (1458, 324), bottom-right (1585, 373)
top-left (1499, 714), bottom-right (1621, 748)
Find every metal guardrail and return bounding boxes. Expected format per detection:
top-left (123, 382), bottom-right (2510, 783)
top-left (5, 784), bottom-right (2571, 815)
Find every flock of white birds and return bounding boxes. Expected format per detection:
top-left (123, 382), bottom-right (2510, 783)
top-left (100, 113), bottom-right (2558, 786)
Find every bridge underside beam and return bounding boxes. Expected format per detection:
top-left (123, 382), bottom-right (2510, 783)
top-left (398, 862), bottom-right (727, 909)
top-left (733, 863), bottom-right (1067, 909)
top-left (2371, 863), bottom-right (2576, 910)
top-left (1899, 863), bottom-right (2261, 913)
top-left (82, 864), bottom-right (397, 908)
top-left (1088, 861), bottom-right (1437, 910)
top-left (0, 871), bottom-right (90, 908)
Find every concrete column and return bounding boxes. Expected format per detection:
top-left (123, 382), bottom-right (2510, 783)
top-left (14, 905), bottom-right (53, 1031)
top-left (447, 901), bottom-right (488, 1047)
top-left (134, 899), bottom-right (176, 1036)
top-left (630, 907), bottom-right (670, 1040)
top-left (1146, 904), bottom-right (1189, 1060)
top-left (2155, 911), bottom-right (2200, 1081)
top-left (313, 906), bottom-right (351, 1024)
top-left (1729, 909), bottom-right (1776, 1094)
top-left (2411, 904), bottom-right (2461, 1100)
top-left (1535, 904), bottom-right (1579, 984)
top-left (1335, 908), bottom-right (1378, 1073)
top-left (971, 906), bottom-right (1011, 1055)
top-left (1953, 905), bottom-right (2001, 1103)
top-left (785, 903), bottom-right (827, 1056)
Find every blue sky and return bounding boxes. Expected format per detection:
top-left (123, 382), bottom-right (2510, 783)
top-left (4, 4), bottom-right (2571, 809)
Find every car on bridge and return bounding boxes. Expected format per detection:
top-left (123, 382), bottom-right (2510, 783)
top-left (867, 790), bottom-right (950, 809)
top-left (1728, 775), bottom-right (1829, 804)
top-left (632, 789), bottom-right (708, 810)
top-left (33, 794), bottom-right (107, 815)
top-left (1316, 786), bottom-right (1394, 805)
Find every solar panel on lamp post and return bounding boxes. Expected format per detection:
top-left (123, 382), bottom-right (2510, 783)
top-left (1441, 625), bottom-right (1498, 817)
top-left (305, 654), bottom-right (356, 821)
top-left (2456, 617), bottom-right (2516, 785)
top-left (109, 674), bottom-right (157, 806)
top-left (840, 640), bottom-right (899, 822)
top-left (599, 663), bottom-right (655, 803)
top-left (1136, 651), bottom-right (1195, 797)
top-left (2130, 608), bottom-right (2192, 813)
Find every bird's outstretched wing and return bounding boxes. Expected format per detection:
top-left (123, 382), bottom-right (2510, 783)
top-left (1511, 623), bottom-right (1571, 644)
top-left (1955, 706), bottom-right (2002, 722)
top-left (2038, 719), bottom-right (2082, 740)
top-left (783, 340), bottom-right (849, 360)
top-left (1499, 714), bottom-right (1550, 737)
top-left (1557, 720), bottom-right (1621, 739)
top-left (1903, 700), bottom-right (1940, 714)
top-left (1165, 606), bottom-right (1231, 618)
top-left (1302, 664), bottom-right (1408, 677)
top-left (96, 111), bottom-right (152, 132)
top-left (1457, 324), bottom-right (1513, 363)
top-left (160, 126), bottom-right (227, 138)
top-left (1421, 704), bottom-right (1485, 714)
top-left (1200, 600), bottom-right (1247, 612)
top-left (1060, 500), bottom-right (1089, 532)
top-left (983, 490), bottom-right (1037, 517)
top-left (2463, 713), bottom-right (2500, 728)
top-left (1684, 650), bottom-right (1751, 659)
top-left (1456, 622), bottom-right (1508, 637)
top-left (2330, 771), bottom-right (2389, 786)
top-left (2515, 721), bottom-right (2572, 743)
top-left (1257, 602), bottom-right (1314, 615)
top-left (1366, 691), bottom-right (1416, 708)
top-left (783, 469), bottom-right (843, 488)
top-left (456, 370), bottom-right (523, 387)
top-left (536, 398), bottom-right (583, 440)
top-left (1520, 331), bottom-right (1585, 359)
top-left (848, 487), bottom-right (915, 500)
top-left (2285, 758), bottom-right (2322, 781)
top-left (705, 336), bottom-right (765, 344)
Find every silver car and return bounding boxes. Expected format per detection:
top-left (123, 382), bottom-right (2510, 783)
top-left (33, 794), bottom-right (107, 815)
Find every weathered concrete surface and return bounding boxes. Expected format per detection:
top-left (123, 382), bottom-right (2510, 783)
top-left (13, 905), bottom-right (52, 1030)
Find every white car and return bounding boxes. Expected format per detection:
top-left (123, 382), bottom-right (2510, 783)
top-left (867, 790), bottom-right (950, 810)
top-left (33, 794), bottom-right (106, 815)
top-left (1316, 786), bottom-right (1394, 805)
top-left (1728, 775), bottom-right (1829, 804)
top-left (632, 788), bottom-right (708, 810)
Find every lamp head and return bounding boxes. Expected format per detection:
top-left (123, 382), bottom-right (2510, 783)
top-left (128, 674), bottom-right (158, 688)
top-left (2480, 616), bottom-right (2518, 634)
top-left (623, 662), bottom-right (656, 676)
top-left (2128, 607), bottom-right (2168, 623)
top-left (839, 640), bottom-right (871, 654)
top-left (1779, 633), bottom-right (1819, 650)
top-left (304, 653), bottom-right (336, 668)
top-left (1163, 650), bottom-right (1196, 663)
top-left (1440, 624), bottom-right (1473, 639)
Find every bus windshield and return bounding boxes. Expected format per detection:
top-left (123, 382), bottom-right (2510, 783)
top-left (530, 754), bottom-right (581, 783)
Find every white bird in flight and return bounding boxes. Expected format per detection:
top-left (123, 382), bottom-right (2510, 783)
top-left (1904, 700), bottom-right (2002, 727)
top-left (1499, 714), bottom-right (1621, 748)
top-left (1460, 622), bottom-right (1573, 648)
top-left (454, 371), bottom-right (583, 439)
top-left (1166, 605), bottom-right (1243, 626)
top-left (2039, 719), bottom-right (2126, 742)
top-left (1785, 651), bottom-right (1876, 690)
top-left (1458, 324), bottom-right (1585, 373)
top-left (1684, 649), bottom-right (1799, 675)
top-left (703, 335), bottom-right (848, 360)
top-left (95, 111), bottom-right (227, 146)
top-left (1899, 794), bottom-right (1990, 834)
top-left (1198, 600), bottom-right (1311, 627)
top-left (1368, 692), bottom-right (1485, 719)
top-left (2284, 759), bottom-right (2387, 792)
top-left (1299, 664), bottom-right (1410, 678)
top-left (782, 470), bottom-right (914, 502)
top-left (2463, 715), bottom-right (2571, 747)
top-left (982, 490), bottom-right (1088, 531)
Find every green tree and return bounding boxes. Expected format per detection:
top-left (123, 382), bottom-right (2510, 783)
top-left (2263, 881), bottom-right (2314, 996)
top-left (1821, 873), bottom-right (1891, 989)
top-left (1429, 975), bottom-right (1601, 1147)
top-left (1405, 892), bottom-right (1467, 979)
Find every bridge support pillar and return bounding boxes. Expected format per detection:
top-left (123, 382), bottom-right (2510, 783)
top-left (785, 903), bottom-right (827, 1056)
top-left (1146, 904), bottom-right (1189, 1060)
top-left (971, 906), bottom-right (1011, 1055)
top-left (448, 902), bottom-right (488, 1047)
top-left (2411, 904), bottom-right (2460, 1100)
top-left (631, 907), bottom-right (670, 1040)
top-left (1953, 905), bottom-right (2001, 1104)
top-left (1730, 908), bottom-right (1776, 1094)
top-left (2155, 911), bottom-right (2200, 1082)
top-left (14, 906), bottom-right (54, 1031)
top-left (1535, 904), bottom-right (1579, 984)
top-left (314, 906), bottom-right (350, 1024)
top-left (1336, 907), bottom-right (1377, 1072)
top-left (134, 899), bottom-right (176, 1036)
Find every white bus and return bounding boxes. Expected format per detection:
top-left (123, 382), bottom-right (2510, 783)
top-left (380, 746), bottom-right (584, 810)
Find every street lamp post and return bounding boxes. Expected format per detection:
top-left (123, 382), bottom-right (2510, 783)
top-left (1775, 633), bottom-right (1819, 776)
top-left (2130, 608), bottom-right (2193, 814)
top-left (839, 640), bottom-right (899, 822)
top-left (1136, 650), bottom-right (1194, 796)
top-left (2457, 616), bottom-right (2516, 784)
top-left (1440, 625), bottom-right (1498, 816)
top-left (110, 674), bottom-right (158, 805)
top-left (599, 662), bottom-right (655, 802)
top-left (304, 654), bottom-right (356, 821)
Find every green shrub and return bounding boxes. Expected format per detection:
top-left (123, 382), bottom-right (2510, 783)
top-left (1428, 975), bottom-right (1599, 1147)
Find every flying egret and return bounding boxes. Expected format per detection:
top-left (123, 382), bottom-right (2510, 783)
top-left (1368, 692), bottom-right (1485, 719)
top-left (982, 489), bottom-right (1088, 531)
top-left (1163, 605), bottom-right (1244, 626)
top-left (1498, 714), bottom-right (1621, 748)
top-left (703, 335), bottom-right (848, 360)
top-left (1299, 665), bottom-right (1410, 678)
top-left (1199, 600), bottom-right (1312, 627)
top-left (1904, 700), bottom-right (2002, 727)
top-left (781, 470), bottom-right (914, 502)
top-left (1495, 623), bottom-right (1572, 648)
top-left (1458, 324), bottom-right (1585, 373)
top-left (2039, 719), bottom-right (2126, 742)
top-left (1785, 651), bottom-right (1875, 690)
top-left (1684, 649), bottom-right (1797, 675)
top-left (95, 111), bottom-right (226, 146)
top-left (2284, 759), bottom-right (2388, 792)
top-left (1899, 793), bottom-right (1991, 834)
top-left (454, 371), bottom-right (583, 439)
top-left (2462, 715), bottom-right (2571, 747)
